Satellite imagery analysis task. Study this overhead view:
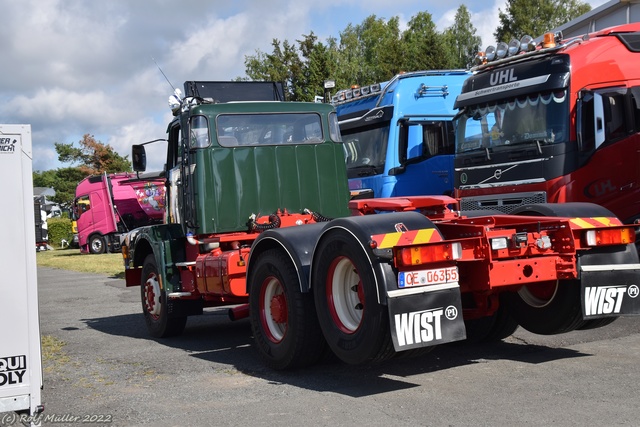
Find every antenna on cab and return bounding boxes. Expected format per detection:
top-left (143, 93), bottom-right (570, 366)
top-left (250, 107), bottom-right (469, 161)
top-left (152, 57), bottom-right (183, 113)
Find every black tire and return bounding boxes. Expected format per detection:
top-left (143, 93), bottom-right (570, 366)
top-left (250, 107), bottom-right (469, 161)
top-left (89, 234), bottom-right (106, 254)
top-left (577, 317), bottom-right (617, 330)
top-left (313, 229), bottom-right (395, 365)
top-left (249, 249), bottom-right (327, 370)
top-left (507, 203), bottom-right (637, 334)
top-left (141, 254), bottom-right (187, 338)
top-left (464, 302), bottom-right (519, 343)
top-left (503, 279), bottom-right (585, 335)
top-left (505, 204), bottom-right (588, 335)
top-left (484, 305), bottom-right (519, 341)
top-left (393, 346), bottom-right (434, 360)
top-left (511, 202), bottom-right (616, 218)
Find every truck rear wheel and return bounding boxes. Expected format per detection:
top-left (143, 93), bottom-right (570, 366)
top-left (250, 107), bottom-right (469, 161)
top-left (89, 234), bottom-right (106, 254)
top-left (504, 279), bottom-right (584, 335)
top-left (507, 203), bottom-right (635, 334)
top-left (249, 249), bottom-right (326, 370)
top-left (313, 230), bottom-right (394, 365)
top-left (464, 301), bottom-right (519, 343)
top-left (141, 254), bottom-right (187, 338)
top-left (576, 317), bottom-right (617, 330)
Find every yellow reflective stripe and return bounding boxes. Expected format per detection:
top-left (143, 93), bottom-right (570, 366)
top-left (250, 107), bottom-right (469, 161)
top-left (591, 217), bottom-right (614, 227)
top-left (414, 228), bottom-right (436, 245)
top-left (570, 217), bottom-right (620, 228)
top-left (570, 218), bottom-right (595, 229)
top-left (379, 232), bottom-right (402, 249)
top-left (377, 228), bottom-right (437, 249)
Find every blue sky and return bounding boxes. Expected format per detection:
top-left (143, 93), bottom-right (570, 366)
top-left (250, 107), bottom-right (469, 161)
top-left (0, 0), bottom-right (609, 172)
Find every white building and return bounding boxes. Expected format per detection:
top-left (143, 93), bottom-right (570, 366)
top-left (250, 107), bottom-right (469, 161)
top-left (555, 0), bottom-right (640, 37)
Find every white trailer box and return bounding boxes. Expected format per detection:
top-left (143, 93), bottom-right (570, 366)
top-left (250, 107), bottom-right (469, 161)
top-left (0, 125), bottom-right (43, 417)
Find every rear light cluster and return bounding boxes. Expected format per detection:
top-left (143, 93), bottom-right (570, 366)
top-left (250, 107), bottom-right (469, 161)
top-left (395, 242), bottom-right (462, 267)
top-left (584, 227), bottom-right (635, 247)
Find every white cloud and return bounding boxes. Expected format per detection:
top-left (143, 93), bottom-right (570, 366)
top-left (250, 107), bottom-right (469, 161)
top-left (436, 1), bottom-right (507, 48)
top-left (107, 115), bottom-right (172, 172)
top-left (0, 0), bottom-right (619, 173)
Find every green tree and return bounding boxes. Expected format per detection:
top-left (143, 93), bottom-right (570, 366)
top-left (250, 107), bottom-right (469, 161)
top-left (400, 11), bottom-right (453, 72)
top-left (32, 169), bottom-right (58, 189)
top-left (334, 23), bottom-right (364, 86)
top-left (332, 15), bottom-right (402, 86)
top-left (56, 133), bottom-right (131, 176)
top-left (34, 134), bottom-right (131, 207)
top-left (242, 9), bottom-right (485, 98)
top-left (244, 39), bottom-right (302, 100)
top-left (357, 15), bottom-right (402, 83)
top-left (295, 33), bottom-right (332, 102)
top-left (245, 33), bottom-right (336, 102)
top-left (443, 5), bottom-right (482, 68)
top-left (495, 0), bottom-right (591, 42)
top-left (33, 167), bottom-right (87, 207)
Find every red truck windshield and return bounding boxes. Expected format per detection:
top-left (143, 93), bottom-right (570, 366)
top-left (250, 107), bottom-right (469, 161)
top-left (456, 89), bottom-right (570, 153)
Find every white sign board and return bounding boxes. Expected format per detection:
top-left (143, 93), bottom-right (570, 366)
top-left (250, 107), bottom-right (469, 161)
top-left (0, 124), bottom-right (42, 417)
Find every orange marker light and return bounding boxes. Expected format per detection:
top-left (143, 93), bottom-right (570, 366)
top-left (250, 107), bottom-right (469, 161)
top-left (542, 32), bottom-right (556, 48)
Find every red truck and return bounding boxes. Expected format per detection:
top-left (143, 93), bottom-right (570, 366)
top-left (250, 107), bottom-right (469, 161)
top-left (121, 81), bottom-right (640, 370)
top-left (74, 172), bottom-right (165, 254)
top-left (453, 23), bottom-right (640, 232)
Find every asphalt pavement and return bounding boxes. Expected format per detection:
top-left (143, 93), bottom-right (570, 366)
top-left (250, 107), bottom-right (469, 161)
top-left (4, 266), bottom-right (639, 427)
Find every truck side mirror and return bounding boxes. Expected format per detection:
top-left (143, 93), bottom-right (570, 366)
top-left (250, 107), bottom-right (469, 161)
top-left (132, 145), bottom-right (147, 172)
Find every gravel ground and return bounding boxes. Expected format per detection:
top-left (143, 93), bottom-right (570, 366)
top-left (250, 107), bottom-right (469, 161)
top-left (2, 266), bottom-right (638, 427)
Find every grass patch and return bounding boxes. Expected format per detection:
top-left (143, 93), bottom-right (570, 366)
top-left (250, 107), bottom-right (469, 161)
top-left (41, 335), bottom-right (68, 362)
top-left (41, 335), bottom-right (70, 373)
top-left (36, 249), bottom-right (125, 278)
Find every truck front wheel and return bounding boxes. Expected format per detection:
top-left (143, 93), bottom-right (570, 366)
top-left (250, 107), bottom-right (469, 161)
top-left (249, 249), bottom-right (326, 370)
top-left (141, 254), bottom-right (187, 338)
top-left (313, 230), bottom-right (394, 365)
top-left (89, 235), bottom-right (106, 254)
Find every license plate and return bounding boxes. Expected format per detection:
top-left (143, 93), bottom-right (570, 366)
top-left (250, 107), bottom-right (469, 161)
top-left (398, 267), bottom-right (458, 288)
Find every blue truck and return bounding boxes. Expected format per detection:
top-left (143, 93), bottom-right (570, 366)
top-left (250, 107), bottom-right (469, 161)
top-left (332, 70), bottom-right (471, 198)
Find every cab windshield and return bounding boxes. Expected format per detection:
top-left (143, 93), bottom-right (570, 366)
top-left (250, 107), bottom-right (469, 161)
top-left (342, 124), bottom-right (389, 178)
top-left (456, 89), bottom-right (569, 153)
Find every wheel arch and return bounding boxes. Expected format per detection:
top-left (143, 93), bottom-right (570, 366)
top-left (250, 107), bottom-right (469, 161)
top-left (506, 201), bottom-right (639, 334)
top-left (511, 202), bottom-right (616, 217)
top-left (247, 222), bottom-right (326, 294)
top-left (511, 202), bottom-right (639, 265)
top-left (127, 224), bottom-right (186, 291)
top-left (310, 211), bottom-right (438, 305)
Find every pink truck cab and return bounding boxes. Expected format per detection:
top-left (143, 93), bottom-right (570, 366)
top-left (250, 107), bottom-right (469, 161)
top-left (73, 172), bottom-right (165, 254)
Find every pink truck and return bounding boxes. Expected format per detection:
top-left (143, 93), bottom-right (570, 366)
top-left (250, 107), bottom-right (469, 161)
top-left (73, 172), bottom-right (165, 254)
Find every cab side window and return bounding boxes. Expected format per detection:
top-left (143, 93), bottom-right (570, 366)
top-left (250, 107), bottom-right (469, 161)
top-left (580, 87), bottom-right (633, 152)
top-left (76, 196), bottom-right (90, 216)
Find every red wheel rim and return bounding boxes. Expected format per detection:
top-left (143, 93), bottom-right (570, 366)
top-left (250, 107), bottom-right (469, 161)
top-left (259, 276), bottom-right (288, 343)
top-left (144, 272), bottom-right (161, 320)
top-left (326, 256), bottom-right (364, 334)
top-left (518, 280), bottom-right (558, 308)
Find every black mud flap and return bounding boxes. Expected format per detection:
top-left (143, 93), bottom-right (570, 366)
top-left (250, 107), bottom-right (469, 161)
top-left (387, 284), bottom-right (466, 352)
top-left (581, 264), bottom-right (640, 319)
